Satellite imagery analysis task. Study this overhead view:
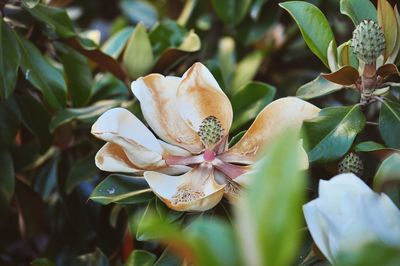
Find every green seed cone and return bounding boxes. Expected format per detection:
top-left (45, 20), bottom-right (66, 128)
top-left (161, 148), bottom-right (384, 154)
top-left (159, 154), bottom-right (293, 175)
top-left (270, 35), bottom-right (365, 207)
top-left (198, 116), bottom-right (223, 148)
top-left (351, 19), bottom-right (385, 64)
top-left (338, 152), bottom-right (364, 176)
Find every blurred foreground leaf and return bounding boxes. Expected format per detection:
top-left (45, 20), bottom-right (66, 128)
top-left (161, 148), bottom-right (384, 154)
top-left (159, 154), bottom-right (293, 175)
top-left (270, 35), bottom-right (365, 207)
top-left (125, 250), bottom-right (156, 266)
top-left (373, 153), bottom-right (400, 191)
top-left (379, 98), bottom-right (400, 149)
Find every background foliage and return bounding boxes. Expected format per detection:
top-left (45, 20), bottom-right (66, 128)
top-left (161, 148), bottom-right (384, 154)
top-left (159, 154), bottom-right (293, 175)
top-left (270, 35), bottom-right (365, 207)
top-left (1, 0), bottom-right (400, 265)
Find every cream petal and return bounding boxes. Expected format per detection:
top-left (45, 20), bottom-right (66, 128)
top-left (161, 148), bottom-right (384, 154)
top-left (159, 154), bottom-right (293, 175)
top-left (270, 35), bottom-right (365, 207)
top-left (222, 97), bottom-right (320, 164)
top-left (158, 140), bottom-right (192, 157)
top-left (132, 74), bottom-right (203, 153)
top-left (177, 63), bottom-right (233, 136)
top-left (91, 108), bottom-right (164, 169)
top-left (144, 163), bottom-right (225, 212)
top-left (95, 143), bottom-right (143, 173)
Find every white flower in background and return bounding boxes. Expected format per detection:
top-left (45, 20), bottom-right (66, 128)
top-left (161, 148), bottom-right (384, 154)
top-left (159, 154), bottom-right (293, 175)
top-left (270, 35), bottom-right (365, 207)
top-left (303, 173), bottom-right (400, 264)
top-left (91, 62), bottom-right (320, 211)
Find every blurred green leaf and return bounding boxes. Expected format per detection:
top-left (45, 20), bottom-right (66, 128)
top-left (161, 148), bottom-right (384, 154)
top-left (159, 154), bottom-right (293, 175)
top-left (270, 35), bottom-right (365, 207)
top-left (355, 141), bottom-right (386, 152)
top-left (73, 248), bottom-right (109, 266)
top-left (211, 0), bottom-right (252, 25)
top-left (66, 152), bottom-right (97, 194)
top-left (34, 154), bottom-right (59, 201)
top-left (26, 4), bottom-right (75, 38)
top-left (155, 198), bottom-right (183, 223)
top-left (232, 50), bottom-right (264, 92)
top-left (120, 0), bottom-right (158, 28)
top-left (235, 130), bottom-right (304, 266)
top-left (0, 149), bottom-right (14, 214)
top-left (303, 105), bottom-right (366, 162)
top-left (123, 22), bottom-right (154, 79)
top-left (229, 130), bottom-right (246, 147)
top-left (101, 27), bottom-right (134, 59)
top-left (22, 0), bottom-right (40, 8)
top-left (153, 248), bottom-right (182, 266)
top-left (373, 153), bottom-right (400, 191)
top-left (49, 100), bottom-right (120, 132)
top-left (280, 1), bottom-right (336, 68)
top-left (340, 0), bottom-right (377, 25)
top-left (379, 98), bottom-right (400, 149)
top-left (91, 74), bottom-right (129, 102)
top-left (125, 250), bottom-right (156, 266)
top-left (0, 19), bottom-right (20, 98)
top-left (31, 258), bottom-right (55, 266)
top-left (0, 97), bottom-right (20, 147)
top-left (335, 242), bottom-right (400, 266)
top-left (15, 94), bottom-right (52, 151)
top-left (218, 37), bottom-right (236, 88)
top-left (17, 37), bottom-right (67, 110)
top-left (250, 0), bottom-right (269, 20)
top-left (57, 44), bottom-right (92, 107)
top-left (231, 82), bottom-right (276, 131)
top-left (296, 75), bottom-right (342, 100)
top-left (90, 174), bottom-right (153, 205)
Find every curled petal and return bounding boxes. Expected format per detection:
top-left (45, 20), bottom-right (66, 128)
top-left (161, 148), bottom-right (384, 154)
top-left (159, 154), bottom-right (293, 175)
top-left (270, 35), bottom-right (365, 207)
top-left (95, 143), bottom-right (143, 173)
top-left (222, 97), bottom-right (320, 164)
top-left (177, 63), bottom-right (233, 136)
top-left (144, 163), bottom-right (225, 212)
top-left (91, 108), bottom-right (164, 169)
top-left (132, 74), bottom-right (203, 153)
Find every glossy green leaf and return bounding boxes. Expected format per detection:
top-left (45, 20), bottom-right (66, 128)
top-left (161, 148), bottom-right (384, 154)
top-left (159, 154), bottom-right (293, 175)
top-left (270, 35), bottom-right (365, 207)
top-left (122, 22), bottom-right (154, 79)
top-left (0, 149), bottom-right (15, 213)
top-left (17, 37), bottom-right (67, 110)
top-left (15, 94), bottom-right (52, 151)
top-left (232, 50), bottom-right (264, 92)
top-left (125, 250), bottom-right (156, 266)
top-left (231, 82), bottom-right (276, 131)
top-left (379, 99), bottom-right (400, 149)
top-left (0, 19), bottom-right (21, 98)
top-left (355, 141), bottom-right (386, 152)
top-left (235, 130), bottom-right (304, 266)
top-left (373, 153), bottom-right (400, 191)
top-left (90, 174), bottom-right (153, 205)
top-left (340, 0), bottom-right (377, 25)
top-left (303, 105), bottom-right (366, 162)
top-left (49, 100), bottom-right (120, 132)
top-left (33, 154), bottom-right (58, 201)
top-left (337, 41), bottom-right (359, 69)
top-left (90, 74), bottom-right (129, 102)
top-left (336, 242), bottom-right (400, 266)
top-left (26, 4), bottom-right (76, 38)
top-left (280, 1), bottom-right (336, 68)
top-left (22, 0), bottom-right (40, 8)
top-left (120, 0), bottom-right (158, 28)
top-left (211, 0), bottom-right (252, 25)
top-left (101, 27), bottom-right (134, 58)
top-left (57, 44), bottom-right (92, 107)
top-left (296, 75), bottom-right (343, 100)
top-left (66, 153), bottom-right (97, 194)
top-left (0, 97), bottom-right (20, 147)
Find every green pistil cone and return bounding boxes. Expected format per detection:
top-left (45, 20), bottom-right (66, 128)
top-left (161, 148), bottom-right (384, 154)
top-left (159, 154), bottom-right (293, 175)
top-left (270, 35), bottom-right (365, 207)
top-left (351, 19), bottom-right (385, 64)
top-left (338, 152), bottom-right (364, 176)
top-left (198, 116), bottom-right (223, 148)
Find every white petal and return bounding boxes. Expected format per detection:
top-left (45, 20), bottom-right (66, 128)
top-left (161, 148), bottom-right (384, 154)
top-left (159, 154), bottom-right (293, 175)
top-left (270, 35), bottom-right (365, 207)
top-left (95, 143), bottom-right (143, 173)
top-left (132, 74), bottom-right (203, 153)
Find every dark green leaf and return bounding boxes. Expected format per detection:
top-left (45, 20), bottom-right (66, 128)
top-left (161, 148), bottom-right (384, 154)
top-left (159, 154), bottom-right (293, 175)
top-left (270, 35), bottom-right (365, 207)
top-left (231, 82), bottom-right (276, 131)
top-left (73, 248), bottom-right (109, 266)
top-left (0, 19), bottom-right (21, 98)
top-left (296, 75), bottom-right (342, 100)
top-left (373, 153), bottom-right (400, 191)
top-left (31, 258), bottom-right (55, 266)
top-left (33, 154), bottom-right (59, 201)
top-left (379, 99), bottom-right (400, 149)
top-left (17, 37), bottom-right (67, 110)
top-left (0, 149), bottom-right (15, 214)
top-left (120, 0), bottom-right (158, 28)
top-left (22, 0), bottom-right (40, 8)
top-left (303, 105), bottom-right (366, 162)
top-left (101, 27), bottom-right (134, 58)
top-left (66, 152), bottom-right (97, 194)
top-left (340, 0), bottom-right (377, 25)
top-left (122, 22), bottom-right (154, 79)
top-left (26, 4), bottom-right (75, 38)
top-left (125, 250), bottom-right (157, 266)
top-left (0, 97), bottom-right (20, 147)
top-left (153, 248), bottom-right (182, 266)
top-left (280, 1), bottom-right (336, 68)
top-left (211, 0), bottom-right (252, 25)
top-left (90, 174), bottom-right (152, 205)
top-left (49, 100), bottom-right (120, 132)
top-left (90, 74), bottom-right (129, 102)
top-left (15, 94), bottom-right (52, 151)
top-left (57, 43), bottom-right (92, 107)
top-left (236, 130), bottom-right (304, 266)
top-left (229, 130), bottom-right (246, 147)
top-left (355, 141), bottom-right (388, 152)
top-left (250, 0), bottom-right (269, 20)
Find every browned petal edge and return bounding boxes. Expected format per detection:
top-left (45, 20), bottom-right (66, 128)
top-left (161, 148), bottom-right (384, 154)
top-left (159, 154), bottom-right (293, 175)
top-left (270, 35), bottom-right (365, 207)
top-left (377, 63), bottom-right (400, 80)
top-left (321, 65), bottom-right (359, 86)
top-left (96, 142), bottom-right (144, 171)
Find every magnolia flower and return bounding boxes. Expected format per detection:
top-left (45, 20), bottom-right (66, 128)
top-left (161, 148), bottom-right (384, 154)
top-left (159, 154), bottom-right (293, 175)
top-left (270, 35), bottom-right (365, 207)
top-left (303, 173), bottom-right (400, 264)
top-left (91, 62), bottom-right (320, 211)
